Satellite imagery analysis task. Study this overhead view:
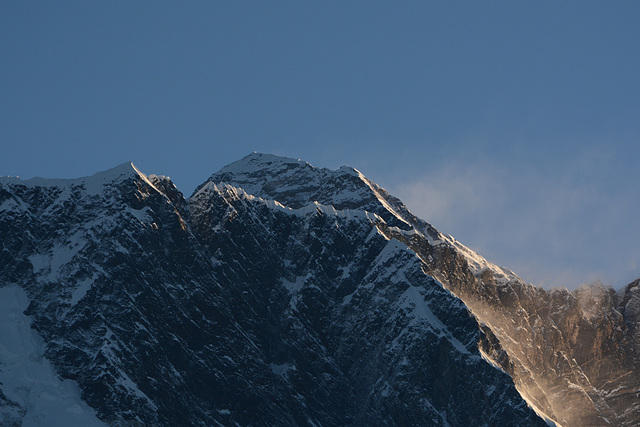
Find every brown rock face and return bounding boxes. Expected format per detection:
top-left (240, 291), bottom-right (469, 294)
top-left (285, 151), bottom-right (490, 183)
top-left (390, 222), bottom-right (640, 426)
top-left (207, 153), bottom-right (640, 427)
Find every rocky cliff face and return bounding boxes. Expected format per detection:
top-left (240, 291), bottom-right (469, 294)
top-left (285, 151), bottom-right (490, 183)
top-left (0, 156), bottom-right (544, 426)
top-left (200, 153), bottom-right (640, 426)
top-left (0, 153), bottom-right (636, 426)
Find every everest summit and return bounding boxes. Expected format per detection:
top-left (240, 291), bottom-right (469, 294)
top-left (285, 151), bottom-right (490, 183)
top-left (1, 153), bottom-right (639, 426)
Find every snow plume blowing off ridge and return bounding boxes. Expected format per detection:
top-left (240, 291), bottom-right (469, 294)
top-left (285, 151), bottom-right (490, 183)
top-left (574, 280), bottom-right (616, 320)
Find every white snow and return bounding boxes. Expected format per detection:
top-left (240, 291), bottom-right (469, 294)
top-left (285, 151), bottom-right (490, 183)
top-left (269, 363), bottom-right (296, 377)
top-left (126, 206), bottom-right (153, 224)
top-left (217, 152), bottom-right (307, 174)
top-left (194, 182), bottom-right (384, 225)
top-left (0, 284), bottom-right (106, 426)
top-left (0, 162), bottom-right (159, 198)
top-left (281, 274), bottom-right (309, 293)
top-left (70, 276), bottom-right (94, 305)
top-left (0, 196), bottom-right (28, 213)
top-left (441, 234), bottom-right (520, 283)
top-left (399, 285), bottom-right (471, 355)
top-left (28, 230), bottom-right (87, 283)
top-left (113, 369), bottom-right (158, 411)
top-left (341, 292), bottom-right (354, 306)
top-left (352, 169), bottom-right (413, 228)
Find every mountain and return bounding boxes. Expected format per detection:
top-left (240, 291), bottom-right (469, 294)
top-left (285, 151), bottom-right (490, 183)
top-left (203, 154), bottom-right (640, 426)
top-left (0, 152), bottom-right (637, 426)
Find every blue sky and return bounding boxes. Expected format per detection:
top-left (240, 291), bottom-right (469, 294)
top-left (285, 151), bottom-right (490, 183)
top-left (2, 2), bottom-right (639, 289)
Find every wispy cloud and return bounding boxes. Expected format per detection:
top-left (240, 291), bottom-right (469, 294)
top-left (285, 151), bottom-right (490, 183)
top-left (391, 146), bottom-right (640, 290)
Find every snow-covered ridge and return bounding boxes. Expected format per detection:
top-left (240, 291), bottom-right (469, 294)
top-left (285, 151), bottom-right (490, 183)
top-left (2, 156), bottom-right (523, 287)
top-left (205, 153), bottom-right (522, 285)
top-left (205, 153), bottom-right (418, 232)
top-left (199, 152), bottom-right (331, 204)
top-left (0, 156), bottom-right (575, 425)
top-left (0, 162), bottom-right (137, 186)
top-left (193, 181), bottom-right (384, 223)
top-left (0, 163), bottom-right (169, 202)
top-left (0, 162), bottom-right (159, 196)
top-left (441, 234), bottom-right (520, 284)
top-left (215, 152), bottom-right (313, 175)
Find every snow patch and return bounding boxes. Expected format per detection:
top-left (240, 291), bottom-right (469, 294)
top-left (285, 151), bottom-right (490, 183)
top-left (194, 182), bottom-right (384, 225)
top-left (0, 162), bottom-right (160, 200)
top-left (0, 284), bottom-right (106, 426)
top-left (0, 196), bottom-right (28, 213)
top-left (282, 274), bottom-right (309, 293)
top-left (270, 363), bottom-right (296, 377)
top-left (28, 231), bottom-right (87, 283)
top-left (70, 276), bottom-right (94, 305)
top-left (399, 284), bottom-right (471, 355)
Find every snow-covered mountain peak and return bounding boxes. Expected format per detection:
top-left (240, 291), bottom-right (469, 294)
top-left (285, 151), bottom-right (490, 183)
top-left (206, 154), bottom-right (531, 291)
top-left (219, 152), bottom-right (313, 172)
top-left (336, 165), bottom-right (361, 176)
top-left (97, 160), bottom-right (140, 178)
top-left (199, 153), bottom-right (417, 228)
top-left (0, 161), bottom-right (147, 195)
top-left (197, 152), bottom-right (328, 203)
top-left (208, 152), bottom-right (321, 191)
top-left (199, 153), bottom-right (513, 270)
top-left (3, 155), bottom-right (639, 426)
top-left (80, 162), bottom-right (154, 195)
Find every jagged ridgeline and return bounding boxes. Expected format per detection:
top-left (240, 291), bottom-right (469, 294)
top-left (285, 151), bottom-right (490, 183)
top-left (0, 153), bottom-right (638, 426)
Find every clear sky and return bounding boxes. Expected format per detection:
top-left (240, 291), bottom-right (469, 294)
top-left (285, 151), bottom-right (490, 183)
top-left (2, 1), bottom-right (639, 290)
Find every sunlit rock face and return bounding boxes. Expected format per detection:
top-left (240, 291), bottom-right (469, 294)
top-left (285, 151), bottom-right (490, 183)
top-left (0, 155), bottom-right (544, 426)
top-left (206, 153), bottom-right (640, 427)
top-left (620, 278), bottom-right (640, 348)
top-left (416, 242), bottom-right (640, 426)
top-left (2, 153), bottom-right (639, 426)
top-left (444, 276), bottom-right (639, 427)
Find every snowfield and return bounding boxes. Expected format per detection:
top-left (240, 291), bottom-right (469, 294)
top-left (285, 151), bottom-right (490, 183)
top-left (0, 284), bottom-right (105, 426)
